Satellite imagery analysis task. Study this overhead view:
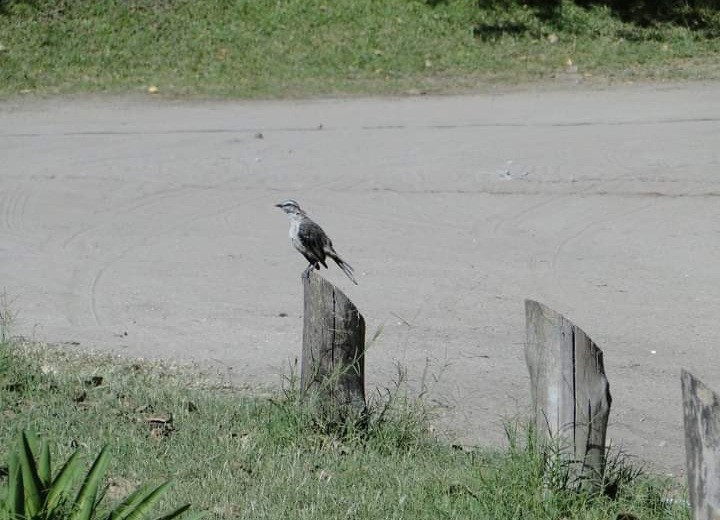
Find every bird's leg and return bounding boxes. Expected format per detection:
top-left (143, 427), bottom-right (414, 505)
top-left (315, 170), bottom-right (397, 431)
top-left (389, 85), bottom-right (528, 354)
top-left (303, 263), bottom-right (314, 279)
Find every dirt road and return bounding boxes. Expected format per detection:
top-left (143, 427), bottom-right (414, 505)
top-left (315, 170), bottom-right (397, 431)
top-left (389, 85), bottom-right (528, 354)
top-left (2, 83), bottom-right (719, 475)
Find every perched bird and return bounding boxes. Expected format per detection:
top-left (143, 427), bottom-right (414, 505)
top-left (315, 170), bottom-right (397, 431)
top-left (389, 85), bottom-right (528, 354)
top-left (275, 199), bottom-right (358, 285)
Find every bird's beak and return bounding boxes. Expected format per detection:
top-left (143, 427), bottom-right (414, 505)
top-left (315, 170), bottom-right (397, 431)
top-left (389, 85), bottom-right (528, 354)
top-left (274, 203), bottom-right (282, 208)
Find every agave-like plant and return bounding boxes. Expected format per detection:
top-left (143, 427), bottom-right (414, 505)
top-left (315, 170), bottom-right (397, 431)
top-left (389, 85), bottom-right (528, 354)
top-left (0, 430), bottom-right (201, 520)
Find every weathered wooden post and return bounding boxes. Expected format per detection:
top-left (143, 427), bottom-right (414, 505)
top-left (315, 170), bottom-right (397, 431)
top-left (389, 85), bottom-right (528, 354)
top-left (525, 299), bottom-right (611, 492)
top-left (681, 370), bottom-right (720, 520)
top-left (302, 270), bottom-right (366, 423)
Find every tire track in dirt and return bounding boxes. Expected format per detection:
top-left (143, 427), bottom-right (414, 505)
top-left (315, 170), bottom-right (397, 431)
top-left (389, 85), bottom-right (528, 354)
top-left (544, 127), bottom-right (676, 294)
top-left (549, 199), bottom-right (657, 295)
top-left (58, 183), bottom-right (204, 327)
top-left (56, 131), bottom-right (360, 327)
top-left (85, 186), bottom-right (282, 328)
top-left (484, 133), bottom-right (590, 241)
top-left (0, 184), bottom-right (44, 256)
top-left (60, 185), bottom-right (196, 251)
top-left (84, 184), bottom-right (244, 327)
top-left (489, 192), bottom-right (569, 239)
top-left (79, 176), bottom-right (357, 328)
top-left (1, 185), bottom-right (30, 238)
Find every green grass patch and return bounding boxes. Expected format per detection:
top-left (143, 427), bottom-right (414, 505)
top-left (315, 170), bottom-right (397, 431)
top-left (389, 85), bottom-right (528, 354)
top-left (0, 339), bottom-right (688, 519)
top-left (0, 0), bottom-right (719, 98)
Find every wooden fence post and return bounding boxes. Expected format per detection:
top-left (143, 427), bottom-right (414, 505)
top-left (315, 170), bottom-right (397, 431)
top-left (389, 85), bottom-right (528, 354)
top-left (524, 299), bottom-right (612, 492)
top-left (302, 270), bottom-right (366, 422)
top-left (681, 370), bottom-right (720, 520)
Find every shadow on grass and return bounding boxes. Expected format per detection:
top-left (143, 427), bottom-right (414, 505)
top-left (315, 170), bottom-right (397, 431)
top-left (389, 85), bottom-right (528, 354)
top-left (470, 0), bottom-right (720, 40)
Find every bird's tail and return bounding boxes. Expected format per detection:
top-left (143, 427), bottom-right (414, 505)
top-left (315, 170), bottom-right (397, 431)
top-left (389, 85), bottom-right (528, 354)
top-left (328, 251), bottom-right (358, 285)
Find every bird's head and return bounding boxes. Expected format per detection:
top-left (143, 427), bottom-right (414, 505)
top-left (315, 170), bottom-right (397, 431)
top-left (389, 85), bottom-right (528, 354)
top-left (275, 199), bottom-right (304, 217)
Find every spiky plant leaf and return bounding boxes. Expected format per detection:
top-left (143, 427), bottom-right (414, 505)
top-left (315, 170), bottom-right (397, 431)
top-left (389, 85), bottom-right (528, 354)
top-left (107, 484), bottom-right (200, 520)
top-left (122, 482), bottom-right (173, 520)
top-left (24, 428), bottom-right (39, 458)
top-left (46, 450), bottom-right (83, 514)
top-left (19, 431), bottom-right (43, 517)
top-left (0, 500), bottom-right (13, 520)
top-left (3, 433), bottom-right (196, 520)
top-left (105, 486), bottom-right (148, 520)
top-left (7, 453), bottom-right (24, 518)
top-left (152, 503), bottom-right (195, 520)
top-left (37, 438), bottom-right (51, 489)
top-left (69, 446), bottom-right (110, 520)
top-left (170, 512), bottom-right (205, 520)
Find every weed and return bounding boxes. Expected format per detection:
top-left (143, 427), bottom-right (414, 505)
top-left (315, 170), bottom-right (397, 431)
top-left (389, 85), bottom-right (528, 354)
top-left (0, 290), bottom-right (17, 344)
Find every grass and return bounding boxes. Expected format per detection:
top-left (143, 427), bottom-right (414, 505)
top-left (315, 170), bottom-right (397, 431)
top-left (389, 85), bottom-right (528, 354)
top-left (0, 0), bottom-right (719, 98)
top-left (0, 338), bottom-right (688, 520)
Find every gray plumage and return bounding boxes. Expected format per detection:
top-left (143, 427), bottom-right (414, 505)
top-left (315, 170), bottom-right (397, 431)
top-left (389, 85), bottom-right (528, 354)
top-left (275, 199), bottom-right (358, 285)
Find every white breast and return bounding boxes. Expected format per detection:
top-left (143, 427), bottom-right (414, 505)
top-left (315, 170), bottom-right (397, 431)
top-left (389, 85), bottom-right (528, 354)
top-left (289, 219), bottom-right (306, 254)
top-left (289, 219), bottom-right (300, 239)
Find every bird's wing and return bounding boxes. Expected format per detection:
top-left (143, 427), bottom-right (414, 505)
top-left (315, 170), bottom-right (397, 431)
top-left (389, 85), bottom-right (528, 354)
top-left (297, 219), bottom-right (330, 263)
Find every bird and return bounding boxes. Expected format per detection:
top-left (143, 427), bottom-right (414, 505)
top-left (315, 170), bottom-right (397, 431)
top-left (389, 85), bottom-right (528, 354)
top-left (275, 199), bottom-right (358, 285)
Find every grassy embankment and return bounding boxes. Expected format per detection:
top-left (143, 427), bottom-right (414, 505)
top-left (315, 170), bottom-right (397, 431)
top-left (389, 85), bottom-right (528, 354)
top-left (0, 338), bottom-right (688, 520)
top-left (1, 0), bottom-right (719, 97)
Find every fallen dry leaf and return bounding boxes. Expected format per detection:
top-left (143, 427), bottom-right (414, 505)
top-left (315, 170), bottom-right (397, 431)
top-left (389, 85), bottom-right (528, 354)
top-left (146, 414), bottom-right (174, 438)
top-left (106, 477), bottom-right (140, 501)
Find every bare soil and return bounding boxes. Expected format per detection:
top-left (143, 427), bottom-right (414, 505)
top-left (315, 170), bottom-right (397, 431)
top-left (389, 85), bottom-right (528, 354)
top-left (2, 82), bottom-right (720, 476)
